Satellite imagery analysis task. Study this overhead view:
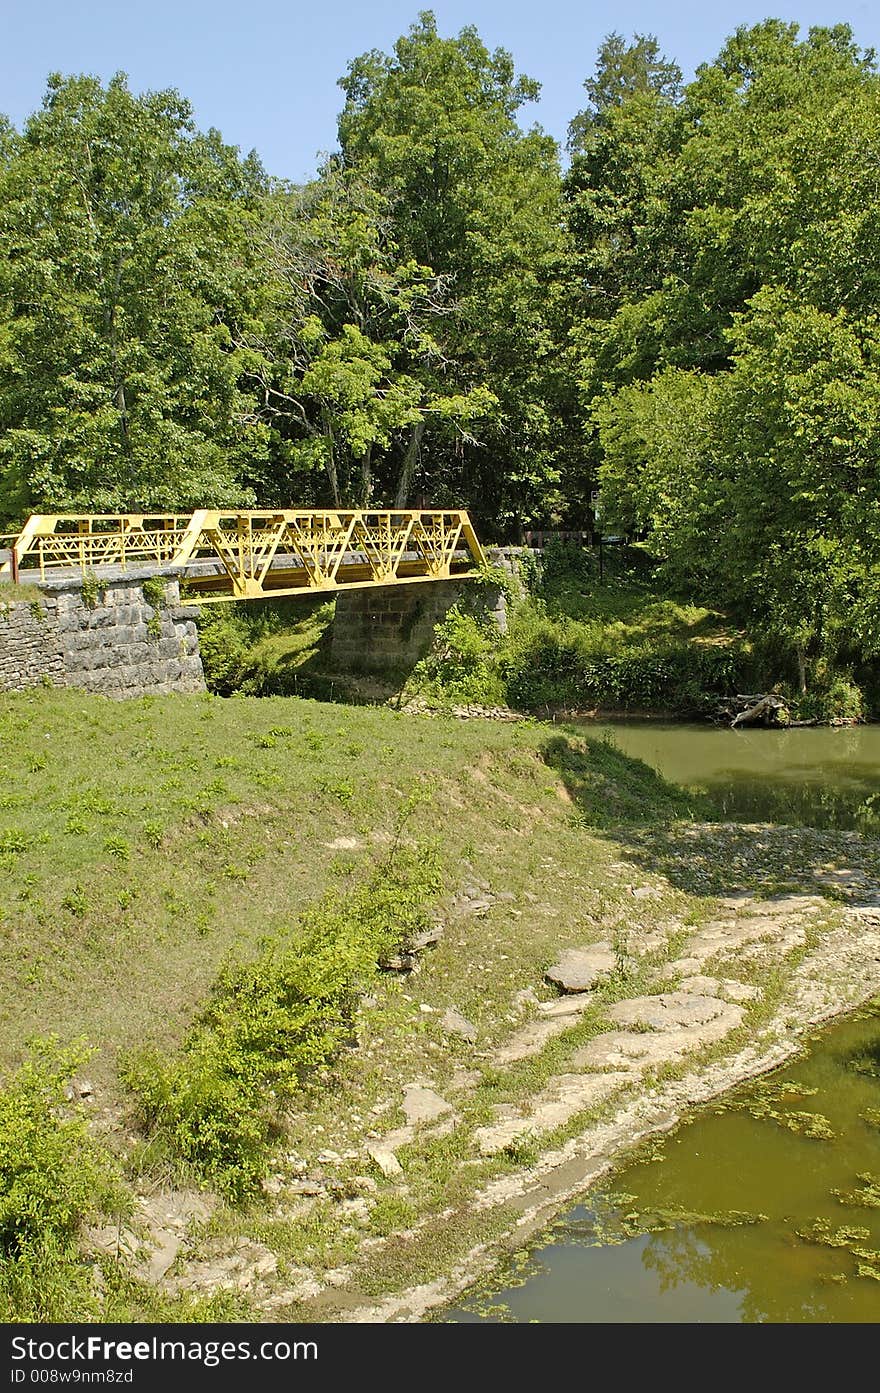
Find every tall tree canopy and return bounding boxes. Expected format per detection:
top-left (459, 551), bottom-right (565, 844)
top-left (0, 74), bottom-right (268, 519)
top-left (567, 31), bottom-right (682, 154)
top-left (578, 22), bottom-right (880, 680)
top-left (243, 168), bottom-right (496, 509)
top-left (335, 11), bottom-right (571, 527)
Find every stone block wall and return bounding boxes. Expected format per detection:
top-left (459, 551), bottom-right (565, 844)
top-left (0, 570), bottom-right (205, 697)
top-left (0, 594), bottom-right (65, 691)
top-left (329, 577), bottom-right (506, 674)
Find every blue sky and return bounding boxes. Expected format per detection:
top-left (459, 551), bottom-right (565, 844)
top-left (3, 2), bottom-right (879, 181)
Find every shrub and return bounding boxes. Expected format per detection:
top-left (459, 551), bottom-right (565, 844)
top-left (197, 600), bottom-right (334, 697)
top-left (124, 844), bottom-right (442, 1199)
top-left (405, 592), bottom-right (744, 715)
top-left (197, 609), bottom-right (267, 695)
top-left (80, 572), bottom-right (105, 610)
top-left (539, 537), bottom-right (596, 586)
top-left (141, 577), bottom-right (166, 610)
top-left (406, 606), bottom-right (506, 706)
top-left (792, 674), bottom-right (866, 724)
top-left (0, 1040), bottom-right (125, 1321)
top-left (0, 1041), bottom-right (122, 1254)
top-left (503, 609), bottom-right (740, 712)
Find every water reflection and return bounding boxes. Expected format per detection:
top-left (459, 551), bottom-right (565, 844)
top-left (639, 1221), bottom-right (828, 1323)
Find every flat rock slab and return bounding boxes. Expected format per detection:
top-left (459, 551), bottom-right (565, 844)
top-left (495, 1014), bottom-right (582, 1064)
top-left (440, 1008), bottom-right (477, 1042)
top-left (609, 991), bottom-right (729, 1031)
top-left (573, 1029), bottom-right (686, 1072)
top-left (631, 928), bottom-right (675, 956)
top-left (744, 894), bottom-right (825, 917)
top-left (85, 1223), bottom-right (141, 1263)
top-left (401, 1084), bottom-right (453, 1126)
top-left (138, 1189), bottom-right (216, 1232)
top-left (474, 1072), bottom-right (628, 1155)
top-left (667, 956), bottom-right (702, 976)
top-left (536, 995), bottom-right (594, 1019)
top-left (846, 902), bottom-right (880, 923)
top-left (145, 1230), bottom-right (183, 1283)
top-left (546, 944), bottom-right (615, 993)
top-left (574, 998), bottom-right (744, 1074)
top-left (717, 891), bottom-right (755, 909)
top-left (685, 917), bottom-right (808, 965)
top-left (165, 1240), bottom-right (277, 1295)
top-left (409, 924), bottom-right (444, 951)
top-left (731, 923), bottom-right (808, 963)
top-left (366, 1145), bottom-right (403, 1178)
top-left (676, 973), bottom-right (761, 1003)
top-left (90, 1189), bottom-right (219, 1286)
top-left (381, 1116), bottom-right (457, 1153)
top-left (451, 892), bottom-right (495, 917)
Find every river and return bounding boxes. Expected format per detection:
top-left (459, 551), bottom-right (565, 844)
top-left (569, 721), bottom-right (880, 830)
top-left (446, 721), bottom-right (880, 1323)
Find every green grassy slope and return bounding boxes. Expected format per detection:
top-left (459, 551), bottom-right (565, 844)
top-left (0, 689), bottom-right (698, 1090)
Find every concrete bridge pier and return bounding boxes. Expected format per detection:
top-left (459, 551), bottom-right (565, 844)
top-left (329, 576), bottom-right (507, 675)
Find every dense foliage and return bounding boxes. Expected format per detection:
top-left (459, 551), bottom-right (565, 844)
top-left (2, 12), bottom-right (880, 686)
top-left (0, 1040), bottom-right (124, 1320)
top-left (405, 550), bottom-right (749, 715)
top-left (572, 21), bottom-right (880, 688)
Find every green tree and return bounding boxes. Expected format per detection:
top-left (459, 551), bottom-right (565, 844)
top-left (568, 21), bottom-right (879, 397)
top-left (596, 294), bottom-right (880, 686)
top-left (576, 21), bottom-right (880, 684)
top-left (0, 73), bottom-right (268, 522)
top-left (243, 169), bottom-right (496, 508)
top-left (568, 31), bottom-right (682, 153)
top-left (336, 11), bottom-right (571, 530)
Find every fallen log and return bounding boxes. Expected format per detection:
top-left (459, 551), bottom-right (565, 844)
top-left (730, 693), bottom-right (789, 728)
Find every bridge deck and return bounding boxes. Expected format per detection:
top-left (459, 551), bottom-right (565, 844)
top-left (0, 509), bottom-right (486, 602)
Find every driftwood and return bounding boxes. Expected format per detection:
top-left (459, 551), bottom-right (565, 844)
top-left (716, 693), bottom-right (791, 729)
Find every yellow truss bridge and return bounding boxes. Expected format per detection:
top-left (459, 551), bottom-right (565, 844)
top-left (0, 509), bottom-right (487, 602)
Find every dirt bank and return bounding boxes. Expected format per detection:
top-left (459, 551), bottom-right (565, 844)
top-left (106, 818), bottom-right (880, 1322)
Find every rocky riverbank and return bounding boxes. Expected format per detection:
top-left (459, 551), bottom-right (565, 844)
top-left (89, 817), bottom-right (880, 1322)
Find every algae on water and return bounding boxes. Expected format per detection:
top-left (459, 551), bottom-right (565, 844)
top-left (833, 1172), bottom-right (880, 1209)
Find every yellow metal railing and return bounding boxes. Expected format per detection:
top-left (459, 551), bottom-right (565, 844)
top-left (0, 510), bottom-right (487, 601)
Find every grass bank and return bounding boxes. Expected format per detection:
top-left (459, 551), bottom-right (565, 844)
top-left (195, 546), bottom-right (869, 722)
top-left (2, 687), bottom-right (880, 1320)
top-left (194, 547), bottom-right (750, 717)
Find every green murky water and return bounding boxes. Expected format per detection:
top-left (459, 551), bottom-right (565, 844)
top-left (574, 721), bottom-right (880, 830)
top-left (447, 723), bottom-right (880, 1323)
top-left (449, 1004), bottom-right (880, 1323)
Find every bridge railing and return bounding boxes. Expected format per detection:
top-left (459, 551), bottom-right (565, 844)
top-left (0, 509), bottom-right (487, 601)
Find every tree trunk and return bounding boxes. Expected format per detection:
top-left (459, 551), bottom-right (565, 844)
top-left (394, 421), bottom-right (425, 509)
top-left (117, 382), bottom-right (131, 456)
top-left (730, 694), bottom-right (787, 728)
top-left (796, 646), bottom-right (807, 695)
top-left (322, 411), bottom-right (340, 508)
top-left (359, 444), bottom-right (373, 508)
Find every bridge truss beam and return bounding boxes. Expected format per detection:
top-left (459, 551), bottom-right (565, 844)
top-left (0, 509), bottom-right (487, 602)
